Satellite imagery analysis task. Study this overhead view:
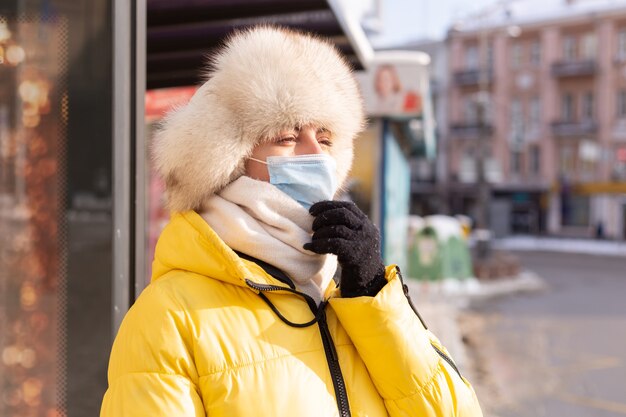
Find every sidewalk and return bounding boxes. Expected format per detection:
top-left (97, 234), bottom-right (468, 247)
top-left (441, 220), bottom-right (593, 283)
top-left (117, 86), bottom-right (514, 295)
top-left (404, 272), bottom-right (547, 394)
top-left (493, 235), bottom-right (626, 257)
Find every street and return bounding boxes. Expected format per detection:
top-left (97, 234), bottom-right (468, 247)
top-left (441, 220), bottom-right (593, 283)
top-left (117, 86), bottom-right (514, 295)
top-left (463, 251), bottom-right (626, 417)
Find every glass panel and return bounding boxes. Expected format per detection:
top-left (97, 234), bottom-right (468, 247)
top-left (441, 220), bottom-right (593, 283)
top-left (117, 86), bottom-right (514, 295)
top-left (0, 2), bottom-right (113, 417)
top-left (382, 123), bottom-right (410, 272)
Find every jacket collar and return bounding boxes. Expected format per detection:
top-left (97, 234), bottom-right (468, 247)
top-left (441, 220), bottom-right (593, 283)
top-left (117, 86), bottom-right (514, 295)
top-left (151, 211), bottom-right (292, 289)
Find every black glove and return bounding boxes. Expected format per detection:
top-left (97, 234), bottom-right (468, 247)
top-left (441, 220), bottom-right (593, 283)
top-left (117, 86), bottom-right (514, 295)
top-left (303, 201), bottom-right (387, 297)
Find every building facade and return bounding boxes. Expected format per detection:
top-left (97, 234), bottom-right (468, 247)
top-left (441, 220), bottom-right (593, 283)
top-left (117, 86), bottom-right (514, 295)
top-left (447, 4), bottom-right (626, 239)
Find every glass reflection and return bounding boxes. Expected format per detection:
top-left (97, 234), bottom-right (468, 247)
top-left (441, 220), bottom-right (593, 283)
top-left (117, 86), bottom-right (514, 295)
top-left (0, 13), bottom-right (67, 417)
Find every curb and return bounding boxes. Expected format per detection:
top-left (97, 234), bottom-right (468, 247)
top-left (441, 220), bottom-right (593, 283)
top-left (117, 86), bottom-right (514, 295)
top-left (493, 236), bottom-right (626, 257)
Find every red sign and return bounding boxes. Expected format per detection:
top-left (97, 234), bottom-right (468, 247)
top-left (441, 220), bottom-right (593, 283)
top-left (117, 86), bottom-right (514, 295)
top-left (145, 86), bottom-right (197, 119)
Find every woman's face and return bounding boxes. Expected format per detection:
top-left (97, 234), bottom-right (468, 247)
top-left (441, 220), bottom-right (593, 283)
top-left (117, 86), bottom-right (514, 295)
top-left (376, 67), bottom-right (397, 98)
top-left (245, 125), bottom-right (333, 182)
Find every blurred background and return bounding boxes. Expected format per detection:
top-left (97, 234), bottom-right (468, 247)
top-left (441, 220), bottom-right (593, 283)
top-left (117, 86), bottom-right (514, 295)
top-left (0, 0), bottom-right (625, 416)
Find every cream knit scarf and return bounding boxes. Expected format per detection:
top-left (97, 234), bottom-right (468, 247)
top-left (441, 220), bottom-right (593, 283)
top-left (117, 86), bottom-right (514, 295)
top-left (200, 176), bottom-right (337, 305)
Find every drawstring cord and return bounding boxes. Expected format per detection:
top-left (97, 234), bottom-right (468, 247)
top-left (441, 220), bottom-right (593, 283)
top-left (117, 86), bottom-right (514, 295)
top-left (245, 278), bottom-right (326, 328)
top-left (255, 291), bottom-right (327, 328)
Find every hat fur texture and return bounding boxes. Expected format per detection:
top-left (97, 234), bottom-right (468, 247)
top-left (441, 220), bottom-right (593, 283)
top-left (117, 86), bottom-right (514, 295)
top-left (153, 25), bottom-right (365, 212)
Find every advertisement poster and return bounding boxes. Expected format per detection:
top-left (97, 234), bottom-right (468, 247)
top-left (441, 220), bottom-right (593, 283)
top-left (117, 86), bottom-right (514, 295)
top-left (355, 52), bottom-right (436, 159)
top-left (356, 62), bottom-right (425, 118)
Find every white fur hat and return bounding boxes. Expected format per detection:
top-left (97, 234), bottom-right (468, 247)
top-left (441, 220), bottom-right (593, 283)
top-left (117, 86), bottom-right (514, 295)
top-left (153, 25), bottom-right (365, 212)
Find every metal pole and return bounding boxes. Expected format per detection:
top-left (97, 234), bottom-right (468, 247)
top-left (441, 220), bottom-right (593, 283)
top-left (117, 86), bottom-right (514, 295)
top-left (112, 0), bottom-right (142, 336)
top-left (134, 0), bottom-right (147, 298)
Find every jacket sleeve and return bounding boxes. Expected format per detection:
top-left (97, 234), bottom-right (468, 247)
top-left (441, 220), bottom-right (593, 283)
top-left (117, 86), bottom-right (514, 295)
top-left (328, 266), bottom-right (483, 417)
top-left (100, 282), bottom-right (205, 417)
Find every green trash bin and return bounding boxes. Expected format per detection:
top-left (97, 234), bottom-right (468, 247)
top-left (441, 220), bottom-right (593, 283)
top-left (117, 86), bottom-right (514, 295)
top-left (408, 226), bottom-right (443, 281)
top-left (408, 216), bottom-right (474, 282)
top-left (439, 235), bottom-right (473, 280)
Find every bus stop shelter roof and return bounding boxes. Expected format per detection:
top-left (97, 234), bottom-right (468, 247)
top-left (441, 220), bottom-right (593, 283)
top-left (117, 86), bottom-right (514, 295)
top-left (147, 0), bottom-right (371, 89)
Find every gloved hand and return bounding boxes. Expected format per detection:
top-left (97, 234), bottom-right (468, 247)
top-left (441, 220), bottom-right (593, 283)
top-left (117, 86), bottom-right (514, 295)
top-left (303, 201), bottom-right (387, 297)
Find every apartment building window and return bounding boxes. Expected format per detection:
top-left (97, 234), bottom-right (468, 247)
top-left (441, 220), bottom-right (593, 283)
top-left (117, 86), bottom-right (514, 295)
top-left (614, 147), bottom-right (626, 180)
top-left (562, 195), bottom-right (590, 227)
top-left (510, 98), bottom-right (524, 142)
top-left (530, 40), bottom-right (541, 66)
top-left (465, 45), bottom-right (479, 69)
top-left (561, 93), bottom-right (575, 121)
top-left (617, 29), bottom-right (626, 60)
top-left (581, 157), bottom-right (598, 180)
top-left (511, 98), bottom-right (523, 120)
top-left (579, 141), bottom-right (599, 182)
top-left (486, 43), bottom-right (494, 70)
top-left (559, 145), bottom-right (575, 176)
top-left (581, 32), bottom-right (597, 59)
top-left (511, 42), bottom-right (523, 68)
top-left (464, 96), bottom-right (478, 123)
top-left (529, 96), bottom-right (541, 128)
top-left (582, 91), bottom-right (594, 120)
top-left (617, 89), bottom-right (626, 118)
top-left (563, 35), bottom-right (577, 60)
top-left (510, 150), bottom-right (523, 175)
top-left (529, 145), bottom-right (541, 174)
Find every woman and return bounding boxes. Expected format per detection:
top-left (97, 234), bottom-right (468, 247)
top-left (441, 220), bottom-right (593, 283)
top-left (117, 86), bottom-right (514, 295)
top-left (100, 26), bottom-right (482, 417)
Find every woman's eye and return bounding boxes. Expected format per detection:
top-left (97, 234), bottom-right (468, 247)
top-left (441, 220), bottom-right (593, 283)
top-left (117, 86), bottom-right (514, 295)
top-left (277, 135), bottom-right (297, 144)
top-left (318, 137), bottom-right (333, 147)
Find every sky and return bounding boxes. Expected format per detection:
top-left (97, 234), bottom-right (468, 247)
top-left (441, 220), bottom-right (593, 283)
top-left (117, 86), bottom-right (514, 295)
top-left (344, 0), bottom-right (626, 47)
top-left (342, 0), bottom-right (500, 47)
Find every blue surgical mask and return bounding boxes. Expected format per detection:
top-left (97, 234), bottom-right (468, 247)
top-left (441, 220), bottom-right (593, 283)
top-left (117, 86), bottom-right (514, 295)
top-left (249, 154), bottom-right (338, 209)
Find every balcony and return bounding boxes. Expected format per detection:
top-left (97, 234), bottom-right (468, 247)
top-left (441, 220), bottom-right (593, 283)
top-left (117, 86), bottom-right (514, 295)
top-left (449, 122), bottom-right (494, 139)
top-left (551, 59), bottom-right (596, 78)
top-left (551, 120), bottom-right (598, 137)
top-left (453, 68), bottom-right (494, 87)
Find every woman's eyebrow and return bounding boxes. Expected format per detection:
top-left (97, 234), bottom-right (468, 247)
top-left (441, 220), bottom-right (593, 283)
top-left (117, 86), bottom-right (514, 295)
top-left (317, 127), bottom-right (330, 134)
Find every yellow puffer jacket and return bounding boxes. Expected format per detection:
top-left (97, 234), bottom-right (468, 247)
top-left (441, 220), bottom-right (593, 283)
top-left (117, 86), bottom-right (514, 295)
top-left (100, 211), bottom-right (482, 417)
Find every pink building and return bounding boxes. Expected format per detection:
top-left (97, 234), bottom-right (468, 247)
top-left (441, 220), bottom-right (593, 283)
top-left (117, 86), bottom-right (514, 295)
top-left (447, 3), bottom-right (626, 239)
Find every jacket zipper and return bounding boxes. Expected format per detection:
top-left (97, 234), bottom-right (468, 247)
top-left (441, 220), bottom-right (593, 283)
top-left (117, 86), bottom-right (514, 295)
top-left (318, 309), bottom-right (351, 417)
top-left (395, 267), bottom-right (465, 382)
top-left (431, 343), bottom-right (464, 381)
top-left (246, 279), bottom-right (351, 416)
